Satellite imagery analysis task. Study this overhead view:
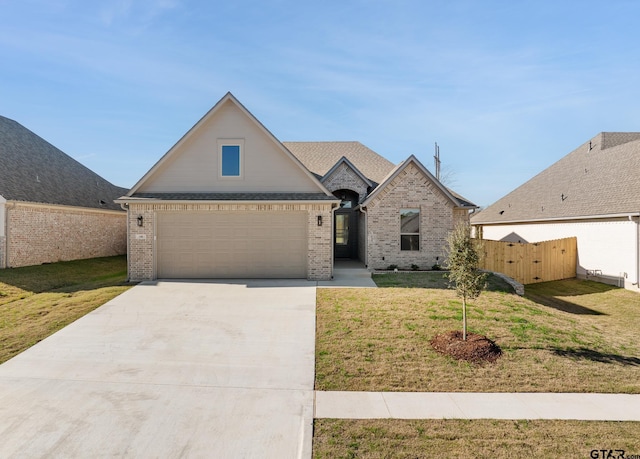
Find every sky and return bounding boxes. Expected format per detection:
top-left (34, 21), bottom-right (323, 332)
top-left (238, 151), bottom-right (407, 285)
top-left (1, 0), bottom-right (639, 207)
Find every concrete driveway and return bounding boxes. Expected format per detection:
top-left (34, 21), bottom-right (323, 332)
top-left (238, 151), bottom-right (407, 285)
top-left (0, 280), bottom-right (317, 458)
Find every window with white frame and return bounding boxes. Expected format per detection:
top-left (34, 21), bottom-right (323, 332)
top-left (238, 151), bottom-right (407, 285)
top-left (400, 208), bottom-right (420, 251)
top-left (218, 139), bottom-right (244, 178)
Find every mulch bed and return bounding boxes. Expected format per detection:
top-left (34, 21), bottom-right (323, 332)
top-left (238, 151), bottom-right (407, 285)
top-left (430, 330), bottom-right (502, 364)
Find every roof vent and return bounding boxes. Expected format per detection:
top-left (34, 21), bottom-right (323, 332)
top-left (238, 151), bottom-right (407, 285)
top-left (99, 200), bottom-right (107, 206)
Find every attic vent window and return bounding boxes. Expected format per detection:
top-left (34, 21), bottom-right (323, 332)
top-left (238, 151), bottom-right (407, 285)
top-left (499, 210), bottom-right (504, 215)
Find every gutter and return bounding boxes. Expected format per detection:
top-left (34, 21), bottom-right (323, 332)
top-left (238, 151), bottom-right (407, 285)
top-left (474, 211), bottom-right (640, 226)
top-left (115, 199), bottom-right (340, 205)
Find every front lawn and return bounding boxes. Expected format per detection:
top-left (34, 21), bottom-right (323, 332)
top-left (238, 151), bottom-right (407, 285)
top-left (0, 256), bottom-right (132, 363)
top-left (315, 274), bottom-right (640, 393)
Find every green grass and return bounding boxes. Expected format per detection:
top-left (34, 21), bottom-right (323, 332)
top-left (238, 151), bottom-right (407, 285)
top-left (373, 271), bottom-right (514, 292)
top-left (0, 256), bottom-right (132, 363)
top-left (314, 275), bottom-right (640, 458)
top-left (315, 275), bottom-right (640, 393)
top-left (313, 419), bottom-right (640, 459)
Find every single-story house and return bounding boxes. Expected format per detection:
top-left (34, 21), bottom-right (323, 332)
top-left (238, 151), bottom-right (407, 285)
top-left (117, 92), bottom-right (476, 281)
top-left (471, 132), bottom-right (640, 291)
top-left (0, 115), bottom-right (128, 268)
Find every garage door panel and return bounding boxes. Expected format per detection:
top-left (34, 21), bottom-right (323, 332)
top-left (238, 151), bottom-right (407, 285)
top-left (157, 211), bottom-right (307, 279)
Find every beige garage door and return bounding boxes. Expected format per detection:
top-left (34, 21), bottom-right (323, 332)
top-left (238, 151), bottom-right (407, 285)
top-left (156, 211), bottom-right (308, 278)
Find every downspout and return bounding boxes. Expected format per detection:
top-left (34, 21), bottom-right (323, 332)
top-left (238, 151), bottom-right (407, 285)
top-left (120, 202), bottom-right (131, 282)
top-left (4, 201), bottom-right (16, 269)
top-left (331, 203), bottom-right (339, 279)
top-left (636, 214), bottom-right (639, 287)
top-left (359, 206), bottom-right (368, 267)
top-left (0, 197), bottom-right (6, 269)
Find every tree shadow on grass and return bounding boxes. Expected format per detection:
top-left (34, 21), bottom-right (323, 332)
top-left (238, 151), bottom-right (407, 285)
top-left (524, 292), bottom-right (606, 315)
top-left (552, 347), bottom-right (640, 366)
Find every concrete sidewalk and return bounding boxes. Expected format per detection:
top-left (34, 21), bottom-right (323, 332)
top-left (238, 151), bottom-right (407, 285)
top-left (318, 261), bottom-right (377, 288)
top-left (315, 391), bottom-right (640, 421)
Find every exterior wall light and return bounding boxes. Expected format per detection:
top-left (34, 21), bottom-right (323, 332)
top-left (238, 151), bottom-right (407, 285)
top-left (137, 215), bottom-right (144, 227)
top-left (317, 215), bottom-right (323, 226)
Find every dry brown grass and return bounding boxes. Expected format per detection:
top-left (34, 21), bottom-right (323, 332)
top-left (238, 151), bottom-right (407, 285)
top-left (315, 275), bottom-right (640, 393)
top-left (0, 256), bottom-right (132, 363)
top-left (313, 419), bottom-right (640, 459)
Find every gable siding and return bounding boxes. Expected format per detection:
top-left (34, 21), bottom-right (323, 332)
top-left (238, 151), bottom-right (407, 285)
top-left (138, 100), bottom-right (320, 194)
top-left (365, 163), bottom-right (466, 270)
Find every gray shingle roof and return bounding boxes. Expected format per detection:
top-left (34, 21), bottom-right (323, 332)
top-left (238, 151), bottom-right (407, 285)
top-left (472, 132), bottom-right (640, 224)
top-left (0, 116), bottom-right (127, 211)
top-left (283, 141), bottom-right (395, 184)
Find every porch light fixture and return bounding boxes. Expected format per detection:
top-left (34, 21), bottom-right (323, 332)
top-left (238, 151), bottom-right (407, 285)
top-left (317, 215), bottom-right (323, 226)
top-left (137, 215), bottom-right (144, 227)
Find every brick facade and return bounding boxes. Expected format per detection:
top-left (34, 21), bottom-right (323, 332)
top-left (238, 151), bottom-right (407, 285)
top-left (364, 163), bottom-right (470, 270)
top-left (322, 162), bottom-right (370, 202)
top-left (127, 202), bottom-right (334, 281)
top-left (3, 202), bottom-right (126, 268)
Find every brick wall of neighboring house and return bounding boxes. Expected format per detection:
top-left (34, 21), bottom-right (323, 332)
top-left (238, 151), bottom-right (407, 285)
top-left (127, 202), bottom-right (334, 281)
top-left (365, 163), bottom-right (470, 270)
top-left (322, 163), bottom-right (370, 201)
top-left (5, 202), bottom-right (127, 268)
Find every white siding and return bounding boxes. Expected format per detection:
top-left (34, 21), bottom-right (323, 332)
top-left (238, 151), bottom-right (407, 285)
top-left (481, 219), bottom-right (639, 290)
top-left (138, 100), bottom-right (320, 193)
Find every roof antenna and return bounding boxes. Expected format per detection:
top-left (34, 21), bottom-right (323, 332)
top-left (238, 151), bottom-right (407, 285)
top-left (434, 142), bottom-right (441, 181)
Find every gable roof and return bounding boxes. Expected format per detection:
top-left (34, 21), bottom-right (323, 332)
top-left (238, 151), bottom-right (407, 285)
top-left (361, 154), bottom-right (476, 208)
top-left (283, 141), bottom-right (395, 185)
top-left (126, 92), bottom-right (332, 199)
top-left (472, 132), bottom-right (640, 225)
top-left (321, 156), bottom-right (373, 188)
top-left (0, 115), bottom-right (127, 211)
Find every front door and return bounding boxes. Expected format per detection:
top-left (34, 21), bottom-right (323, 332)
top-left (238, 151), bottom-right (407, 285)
top-left (334, 190), bottom-right (359, 259)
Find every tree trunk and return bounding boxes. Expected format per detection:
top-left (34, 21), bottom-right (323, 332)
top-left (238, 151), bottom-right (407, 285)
top-left (462, 296), bottom-right (467, 341)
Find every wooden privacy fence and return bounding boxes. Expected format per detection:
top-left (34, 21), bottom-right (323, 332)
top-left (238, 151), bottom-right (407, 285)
top-left (476, 237), bottom-right (577, 285)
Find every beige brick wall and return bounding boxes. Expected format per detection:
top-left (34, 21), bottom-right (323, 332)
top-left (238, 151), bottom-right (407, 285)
top-left (365, 163), bottom-right (470, 270)
top-left (127, 202), bottom-right (334, 281)
top-left (5, 203), bottom-right (127, 268)
top-left (322, 163), bottom-right (370, 201)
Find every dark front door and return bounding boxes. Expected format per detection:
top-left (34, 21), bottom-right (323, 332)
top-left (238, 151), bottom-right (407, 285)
top-left (334, 190), bottom-right (359, 259)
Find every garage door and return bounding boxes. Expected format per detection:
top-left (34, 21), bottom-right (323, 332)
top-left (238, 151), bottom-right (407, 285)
top-left (156, 211), bottom-right (308, 278)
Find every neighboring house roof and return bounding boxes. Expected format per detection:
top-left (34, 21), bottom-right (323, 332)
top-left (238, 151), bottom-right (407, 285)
top-left (472, 132), bottom-right (640, 225)
top-left (0, 115), bottom-right (127, 211)
top-left (361, 155), bottom-right (477, 209)
top-left (283, 141), bottom-right (395, 185)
